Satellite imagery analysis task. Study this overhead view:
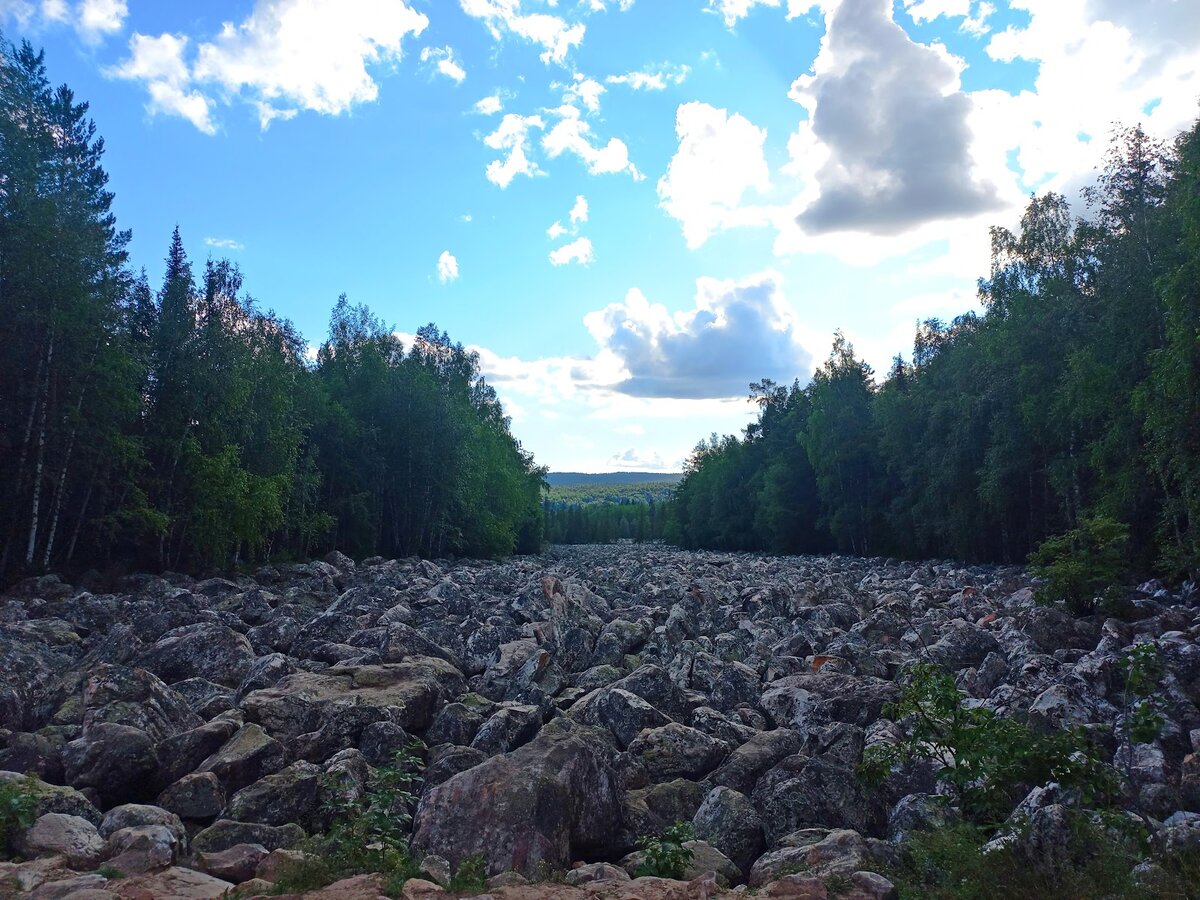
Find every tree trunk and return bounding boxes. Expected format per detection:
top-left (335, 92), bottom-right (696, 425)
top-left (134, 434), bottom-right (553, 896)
top-left (24, 335), bottom-right (54, 567)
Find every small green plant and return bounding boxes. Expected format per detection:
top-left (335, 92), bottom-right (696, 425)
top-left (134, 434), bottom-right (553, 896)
top-left (96, 864), bottom-right (125, 880)
top-left (636, 821), bottom-right (695, 880)
top-left (858, 663), bottom-right (1116, 823)
top-left (448, 854), bottom-right (488, 893)
top-left (1117, 642), bottom-right (1165, 746)
top-left (0, 775), bottom-right (40, 857)
top-left (275, 743), bottom-right (424, 894)
top-left (530, 860), bottom-right (567, 883)
top-left (1029, 515), bottom-right (1130, 615)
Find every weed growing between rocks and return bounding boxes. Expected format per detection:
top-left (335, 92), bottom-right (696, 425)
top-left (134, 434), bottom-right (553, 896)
top-left (0, 774), bottom-right (38, 857)
top-left (887, 817), bottom-right (1200, 899)
top-left (448, 854), bottom-right (487, 892)
top-left (273, 745), bottom-right (424, 895)
top-left (858, 663), bottom-right (1118, 823)
top-left (635, 821), bottom-right (695, 879)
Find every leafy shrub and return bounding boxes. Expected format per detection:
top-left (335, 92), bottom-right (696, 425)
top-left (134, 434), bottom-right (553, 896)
top-left (274, 744), bottom-right (423, 894)
top-left (448, 854), bottom-right (488, 893)
top-left (858, 663), bottom-right (1116, 823)
top-left (0, 775), bottom-right (40, 857)
top-left (1029, 515), bottom-right (1130, 614)
top-left (1118, 642), bottom-right (1165, 746)
top-left (636, 821), bottom-right (695, 880)
top-left (888, 815), bottom-right (1200, 900)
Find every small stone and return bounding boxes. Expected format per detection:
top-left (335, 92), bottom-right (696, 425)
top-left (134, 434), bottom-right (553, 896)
top-left (486, 870), bottom-right (531, 887)
top-left (254, 847), bottom-right (308, 882)
top-left (196, 842), bottom-right (269, 883)
top-left (401, 877), bottom-right (446, 898)
top-left (850, 871), bottom-right (898, 900)
top-left (764, 874), bottom-right (829, 898)
top-left (563, 862), bottom-right (630, 885)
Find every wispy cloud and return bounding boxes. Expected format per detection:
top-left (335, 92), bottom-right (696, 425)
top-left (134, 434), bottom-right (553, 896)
top-left (205, 236), bottom-right (245, 250)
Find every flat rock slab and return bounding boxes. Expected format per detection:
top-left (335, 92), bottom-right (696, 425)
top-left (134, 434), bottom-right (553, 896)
top-left (108, 866), bottom-right (234, 899)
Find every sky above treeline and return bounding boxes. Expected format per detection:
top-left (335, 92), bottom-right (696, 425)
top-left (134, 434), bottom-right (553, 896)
top-left (4, 0), bottom-right (1199, 473)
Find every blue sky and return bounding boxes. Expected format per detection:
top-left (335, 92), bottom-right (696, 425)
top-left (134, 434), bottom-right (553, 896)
top-left (4, 0), bottom-right (1199, 472)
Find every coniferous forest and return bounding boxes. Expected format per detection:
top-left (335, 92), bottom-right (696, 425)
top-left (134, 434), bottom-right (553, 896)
top-left (669, 119), bottom-right (1200, 583)
top-left (0, 40), bottom-right (545, 582)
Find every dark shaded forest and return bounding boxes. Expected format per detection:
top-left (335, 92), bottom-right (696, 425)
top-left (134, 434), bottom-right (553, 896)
top-left (669, 118), bottom-right (1200, 582)
top-left (0, 40), bottom-right (545, 582)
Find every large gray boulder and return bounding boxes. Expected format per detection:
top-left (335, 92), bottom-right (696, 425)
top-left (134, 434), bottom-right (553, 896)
top-left (752, 755), bottom-right (886, 842)
top-left (692, 786), bottom-right (765, 875)
top-left (626, 723), bottom-right (729, 782)
top-left (412, 718), bottom-right (625, 876)
top-left (134, 624), bottom-right (256, 687)
top-left (63, 723), bottom-right (159, 806)
top-left (567, 687), bottom-right (672, 749)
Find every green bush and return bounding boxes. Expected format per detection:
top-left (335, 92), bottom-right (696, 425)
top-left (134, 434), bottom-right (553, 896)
top-left (0, 775), bottom-right (40, 858)
top-left (1029, 515), bottom-right (1130, 615)
top-left (636, 821), bottom-right (695, 880)
top-left (858, 663), bottom-right (1117, 823)
top-left (274, 744), bottom-right (424, 895)
top-left (888, 816), bottom-right (1200, 900)
top-left (1118, 642), bottom-right (1166, 747)
top-left (448, 854), bottom-right (488, 893)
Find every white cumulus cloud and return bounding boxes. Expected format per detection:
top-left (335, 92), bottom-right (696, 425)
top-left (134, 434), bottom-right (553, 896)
top-left (583, 271), bottom-right (812, 399)
top-left (110, 0), bottom-right (427, 131)
top-left (705, 0), bottom-right (813, 28)
top-left (437, 250), bottom-right (459, 283)
top-left (549, 236), bottom-right (594, 266)
top-left (787, 0), bottom-right (1002, 236)
top-left (2, 0), bottom-right (127, 43)
top-left (474, 93), bottom-right (504, 115)
top-left (483, 112), bottom-right (545, 188)
top-left (108, 33), bottom-right (217, 134)
top-left (543, 104), bottom-right (642, 180)
top-left (460, 0), bottom-right (585, 65)
top-left (657, 101), bottom-right (771, 249)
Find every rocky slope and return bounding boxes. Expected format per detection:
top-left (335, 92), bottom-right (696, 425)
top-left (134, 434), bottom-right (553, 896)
top-left (0, 545), bottom-right (1198, 898)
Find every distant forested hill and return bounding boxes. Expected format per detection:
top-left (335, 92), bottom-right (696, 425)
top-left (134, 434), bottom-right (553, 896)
top-left (543, 472), bottom-right (680, 544)
top-left (546, 472), bottom-right (683, 486)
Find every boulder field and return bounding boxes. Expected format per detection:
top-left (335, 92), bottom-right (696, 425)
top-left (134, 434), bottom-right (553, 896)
top-left (0, 545), bottom-right (1198, 898)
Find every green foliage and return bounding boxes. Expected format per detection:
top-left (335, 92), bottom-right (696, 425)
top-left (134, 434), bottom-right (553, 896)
top-left (96, 864), bottom-right (125, 880)
top-left (635, 821), bottom-right (695, 880)
top-left (448, 855), bottom-right (488, 893)
top-left (546, 480), bottom-right (679, 506)
top-left (1118, 642), bottom-right (1167, 750)
top-left (276, 745), bottom-right (424, 894)
top-left (0, 775), bottom-right (40, 857)
top-left (1029, 516), bottom-right (1130, 614)
top-left (858, 664), bottom-right (1116, 823)
top-left (888, 819), bottom-right (1136, 900)
top-left (888, 816), bottom-right (1200, 900)
top-left (0, 38), bottom-right (545, 582)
